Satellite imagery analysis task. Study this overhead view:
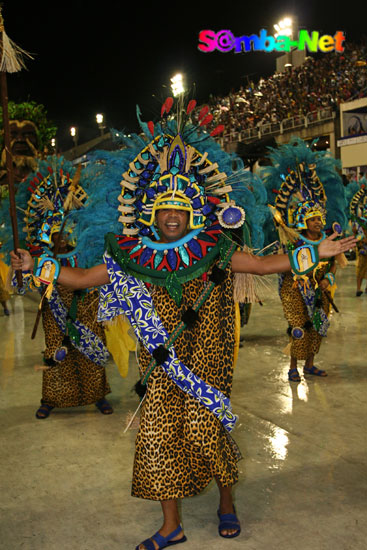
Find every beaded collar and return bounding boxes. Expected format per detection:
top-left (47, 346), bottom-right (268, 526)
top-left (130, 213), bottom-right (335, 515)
top-left (104, 222), bottom-right (235, 301)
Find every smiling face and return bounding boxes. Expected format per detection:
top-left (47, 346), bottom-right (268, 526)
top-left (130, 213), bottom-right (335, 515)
top-left (155, 208), bottom-right (189, 243)
top-left (304, 215), bottom-right (323, 238)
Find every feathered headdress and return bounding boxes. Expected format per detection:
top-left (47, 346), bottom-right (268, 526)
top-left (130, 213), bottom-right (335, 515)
top-left (117, 97), bottom-right (245, 240)
top-left (22, 162), bottom-right (88, 257)
top-left (261, 138), bottom-right (347, 245)
top-left (0, 157), bottom-right (88, 265)
top-left (270, 161), bottom-right (327, 244)
top-left (349, 185), bottom-right (367, 230)
top-left (68, 97), bottom-right (269, 269)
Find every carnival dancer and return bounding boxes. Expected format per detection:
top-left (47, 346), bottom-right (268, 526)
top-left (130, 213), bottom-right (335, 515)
top-left (262, 139), bottom-right (349, 382)
top-left (2, 158), bottom-right (114, 418)
top-left (11, 100), bottom-right (356, 548)
top-left (278, 199), bottom-right (337, 381)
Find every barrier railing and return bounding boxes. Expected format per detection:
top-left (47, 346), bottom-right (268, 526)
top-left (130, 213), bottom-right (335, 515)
top-left (216, 107), bottom-right (336, 146)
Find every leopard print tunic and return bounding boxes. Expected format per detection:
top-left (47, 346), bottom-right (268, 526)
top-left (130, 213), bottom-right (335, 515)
top-left (356, 245), bottom-right (367, 279)
top-left (131, 266), bottom-right (240, 501)
top-left (41, 285), bottom-right (110, 408)
top-left (280, 263), bottom-right (332, 360)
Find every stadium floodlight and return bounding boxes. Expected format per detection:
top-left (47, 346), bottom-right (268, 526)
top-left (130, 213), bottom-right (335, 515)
top-left (70, 126), bottom-right (78, 147)
top-left (274, 17), bottom-right (293, 39)
top-left (96, 113), bottom-right (106, 135)
top-left (170, 73), bottom-right (185, 97)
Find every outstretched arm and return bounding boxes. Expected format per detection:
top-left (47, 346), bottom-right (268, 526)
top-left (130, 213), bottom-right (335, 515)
top-left (231, 232), bottom-right (356, 275)
top-left (10, 249), bottom-right (110, 290)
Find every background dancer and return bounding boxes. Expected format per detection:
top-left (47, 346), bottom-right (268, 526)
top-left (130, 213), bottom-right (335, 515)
top-left (2, 158), bottom-right (114, 418)
top-left (262, 139), bottom-right (349, 382)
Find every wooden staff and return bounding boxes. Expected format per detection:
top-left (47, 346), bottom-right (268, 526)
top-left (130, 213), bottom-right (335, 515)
top-left (323, 289), bottom-right (339, 313)
top-left (0, 72), bottom-right (22, 285)
top-left (0, 7), bottom-right (32, 286)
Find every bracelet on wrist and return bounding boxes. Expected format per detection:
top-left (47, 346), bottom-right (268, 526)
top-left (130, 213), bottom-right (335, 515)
top-left (324, 272), bottom-right (335, 286)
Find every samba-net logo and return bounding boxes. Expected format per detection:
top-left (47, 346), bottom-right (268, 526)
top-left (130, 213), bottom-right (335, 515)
top-left (198, 29), bottom-right (346, 53)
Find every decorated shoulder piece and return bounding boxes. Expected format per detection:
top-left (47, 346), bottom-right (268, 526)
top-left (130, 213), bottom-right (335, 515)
top-left (287, 241), bottom-right (320, 276)
top-left (17, 254), bottom-right (61, 310)
top-left (33, 255), bottom-right (60, 283)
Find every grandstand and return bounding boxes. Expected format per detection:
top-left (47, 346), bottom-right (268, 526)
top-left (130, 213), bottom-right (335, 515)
top-left (201, 42), bottom-right (367, 177)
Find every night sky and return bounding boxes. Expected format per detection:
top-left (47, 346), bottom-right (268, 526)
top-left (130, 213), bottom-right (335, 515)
top-left (3, 1), bottom-right (366, 150)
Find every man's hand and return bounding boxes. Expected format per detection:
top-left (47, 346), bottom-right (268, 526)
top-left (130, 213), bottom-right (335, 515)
top-left (10, 249), bottom-right (34, 271)
top-left (319, 279), bottom-right (330, 291)
top-left (318, 233), bottom-right (356, 259)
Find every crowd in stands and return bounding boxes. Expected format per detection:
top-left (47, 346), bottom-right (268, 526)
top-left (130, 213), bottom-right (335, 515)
top-left (200, 42), bottom-right (367, 139)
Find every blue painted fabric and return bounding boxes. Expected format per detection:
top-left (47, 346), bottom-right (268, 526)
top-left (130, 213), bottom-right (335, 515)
top-left (98, 252), bottom-right (238, 432)
top-left (47, 287), bottom-right (110, 366)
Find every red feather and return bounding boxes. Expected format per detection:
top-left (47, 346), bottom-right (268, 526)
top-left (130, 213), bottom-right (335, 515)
top-left (47, 166), bottom-right (53, 174)
top-left (148, 121), bottom-right (155, 137)
top-left (207, 196), bottom-right (221, 205)
top-left (165, 97), bottom-right (174, 114)
top-left (199, 114), bottom-right (213, 126)
top-left (186, 100), bottom-right (197, 114)
top-left (272, 188), bottom-right (279, 194)
top-left (209, 125), bottom-right (225, 137)
top-left (198, 105), bottom-right (209, 121)
top-left (161, 97), bottom-right (174, 117)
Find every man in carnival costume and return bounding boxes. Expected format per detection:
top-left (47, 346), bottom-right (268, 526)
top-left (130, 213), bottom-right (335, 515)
top-left (3, 158), bottom-right (116, 418)
top-left (262, 138), bottom-right (349, 383)
top-left (11, 101), bottom-right (355, 548)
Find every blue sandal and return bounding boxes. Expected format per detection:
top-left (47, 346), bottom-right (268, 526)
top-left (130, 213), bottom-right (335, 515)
top-left (288, 368), bottom-right (301, 382)
top-left (303, 365), bottom-right (327, 377)
top-left (217, 506), bottom-right (241, 538)
top-left (95, 398), bottom-right (114, 414)
top-left (35, 404), bottom-right (54, 419)
top-left (135, 525), bottom-right (187, 550)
